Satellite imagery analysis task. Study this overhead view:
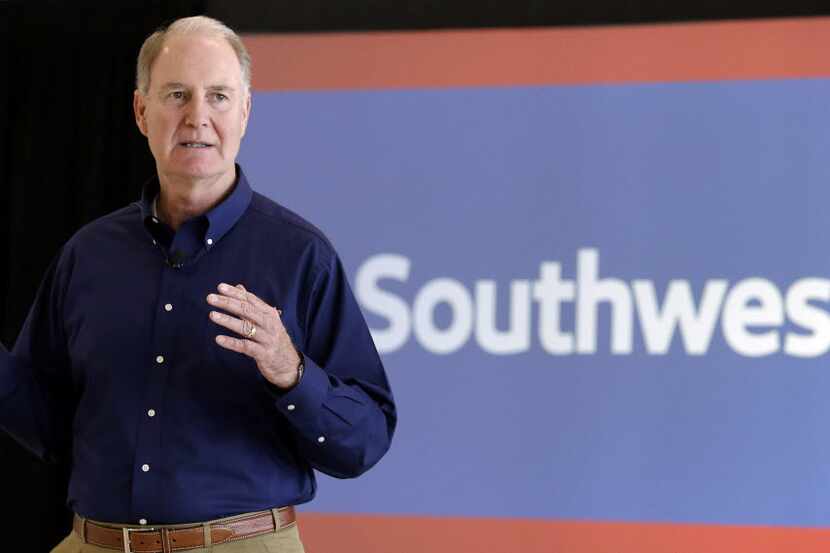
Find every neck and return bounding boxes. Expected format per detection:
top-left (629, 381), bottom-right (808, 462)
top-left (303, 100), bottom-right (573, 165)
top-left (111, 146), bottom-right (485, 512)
top-left (155, 169), bottom-right (236, 231)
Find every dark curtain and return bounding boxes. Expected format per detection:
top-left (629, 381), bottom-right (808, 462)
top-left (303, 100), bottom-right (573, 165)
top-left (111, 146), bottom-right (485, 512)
top-left (208, 0), bottom-right (830, 31)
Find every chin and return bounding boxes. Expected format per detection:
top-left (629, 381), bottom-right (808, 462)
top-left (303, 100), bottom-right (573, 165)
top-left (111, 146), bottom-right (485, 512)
top-left (167, 161), bottom-right (230, 182)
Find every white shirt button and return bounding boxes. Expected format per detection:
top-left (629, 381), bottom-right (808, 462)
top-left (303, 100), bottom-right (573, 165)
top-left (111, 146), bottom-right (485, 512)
top-left (317, 436), bottom-right (326, 444)
top-left (156, 355), bottom-right (164, 364)
top-left (139, 519), bottom-right (147, 525)
top-left (164, 303), bottom-right (173, 312)
top-left (152, 240), bottom-right (157, 245)
top-left (206, 238), bottom-right (213, 246)
top-left (147, 409), bottom-right (156, 417)
top-left (287, 404), bottom-right (296, 411)
top-left (151, 217), bottom-right (158, 223)
top-left (141, 464), bottom-right (150, 472)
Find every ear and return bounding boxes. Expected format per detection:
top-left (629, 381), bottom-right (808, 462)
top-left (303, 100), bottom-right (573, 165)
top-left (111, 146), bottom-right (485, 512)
top-left (240, 92), bottom-right (252, 137)
top-left (133, 90), bottom-right (149, 137)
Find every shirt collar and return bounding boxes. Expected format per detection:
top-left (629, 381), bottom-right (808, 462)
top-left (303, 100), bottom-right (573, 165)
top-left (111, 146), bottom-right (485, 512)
top-left (139, 164), bottom-right (253, 245)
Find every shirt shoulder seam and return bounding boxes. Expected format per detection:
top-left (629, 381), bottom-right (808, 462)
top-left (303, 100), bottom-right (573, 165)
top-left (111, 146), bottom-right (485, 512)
top-left (247, 197), bottom-right (335, 275)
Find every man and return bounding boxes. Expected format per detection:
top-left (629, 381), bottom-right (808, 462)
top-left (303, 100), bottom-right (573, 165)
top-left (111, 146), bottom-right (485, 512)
top-left (0, 15), bottom-right (395, 553)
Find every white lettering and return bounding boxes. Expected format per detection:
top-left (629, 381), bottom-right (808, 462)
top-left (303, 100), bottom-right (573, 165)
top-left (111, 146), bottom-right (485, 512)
top-left (355, 254), bottom-right (411, 354)
top-left (533, 262), bottom-right (575, 354)
top-left (577, 248), bottom-right (633, 354)
top-left (413, 278), bottom-right (473, 355)
top-left (633, 279), bottom-right (727, 355)
top-left (784, 278), bottom-right (830, 357)
top-left (475, 280), bottom-right (531, 355)
top-left (722, 278), bottom-right (783, 357)
top-left (355, 251), bottom-right (830, 358)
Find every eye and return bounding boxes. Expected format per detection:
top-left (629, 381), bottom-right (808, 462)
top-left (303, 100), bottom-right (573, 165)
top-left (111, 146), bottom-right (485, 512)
top-left (212, 93), bottom-right (228, 102)
top-left (169, 91), bottom-right (185, 100)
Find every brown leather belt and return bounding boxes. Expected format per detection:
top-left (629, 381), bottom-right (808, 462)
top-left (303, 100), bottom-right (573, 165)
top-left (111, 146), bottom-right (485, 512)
top-left (73, 507), bottom-right (296, 553)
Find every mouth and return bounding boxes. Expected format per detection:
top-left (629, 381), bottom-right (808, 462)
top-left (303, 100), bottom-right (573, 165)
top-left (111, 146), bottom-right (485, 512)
top-left (179, 142), bottom-right (214, 149)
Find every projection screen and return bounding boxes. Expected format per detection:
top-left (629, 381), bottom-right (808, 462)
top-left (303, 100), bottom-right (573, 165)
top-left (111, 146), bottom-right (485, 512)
top-left (240, 17), bottom-right (830, 552)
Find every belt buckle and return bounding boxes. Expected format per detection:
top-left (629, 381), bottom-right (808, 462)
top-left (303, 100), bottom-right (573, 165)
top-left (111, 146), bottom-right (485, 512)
top-left (122, 526), bottom-right (156, 553)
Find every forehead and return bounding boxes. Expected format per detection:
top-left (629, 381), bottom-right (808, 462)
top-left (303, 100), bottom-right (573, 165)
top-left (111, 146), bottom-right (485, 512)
top-left (150, 33), bottom-right (242, 89)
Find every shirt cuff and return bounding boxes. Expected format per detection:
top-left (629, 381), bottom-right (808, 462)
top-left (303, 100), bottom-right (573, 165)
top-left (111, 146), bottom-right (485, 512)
top-left (265, 357), bottom-right (329, 423)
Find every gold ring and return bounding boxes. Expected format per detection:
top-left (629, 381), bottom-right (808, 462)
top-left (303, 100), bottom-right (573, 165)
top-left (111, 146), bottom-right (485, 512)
top-left (245, 323), bottom-right (257, 339)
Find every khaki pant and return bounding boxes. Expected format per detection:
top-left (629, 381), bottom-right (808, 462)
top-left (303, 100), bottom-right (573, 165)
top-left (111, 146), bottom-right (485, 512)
top-left (51, 518), bottom-right (305, 553)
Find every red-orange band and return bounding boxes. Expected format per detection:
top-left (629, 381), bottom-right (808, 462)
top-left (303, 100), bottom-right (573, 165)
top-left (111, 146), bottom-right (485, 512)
top-left (299, 512), bottom-right (830, 553)
top-left (244, 17), bottom-right (830, 91)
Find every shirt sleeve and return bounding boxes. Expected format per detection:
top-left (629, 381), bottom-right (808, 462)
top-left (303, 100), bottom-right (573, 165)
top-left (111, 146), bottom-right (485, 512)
top-left (265, 250), bottom-right (396, 479)
top-left (0, 250), bottom-right (76, 464)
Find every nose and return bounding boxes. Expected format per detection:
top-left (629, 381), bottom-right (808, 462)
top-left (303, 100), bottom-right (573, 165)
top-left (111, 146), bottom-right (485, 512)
top-left (184, 95), bottom-right (209, 128)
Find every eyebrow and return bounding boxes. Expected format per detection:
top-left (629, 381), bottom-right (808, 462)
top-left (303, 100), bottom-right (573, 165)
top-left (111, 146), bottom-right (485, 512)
top-left (159, 82), bottom-right (236, 92)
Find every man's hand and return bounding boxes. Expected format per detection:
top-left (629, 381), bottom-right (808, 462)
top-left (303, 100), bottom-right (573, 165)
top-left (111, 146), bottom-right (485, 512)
top-left (207, 282), bottom-right (302, 389)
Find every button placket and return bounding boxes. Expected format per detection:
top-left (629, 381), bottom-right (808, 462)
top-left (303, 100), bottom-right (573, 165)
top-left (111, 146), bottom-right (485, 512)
top-left (131, 267), bottom-right (179, 520)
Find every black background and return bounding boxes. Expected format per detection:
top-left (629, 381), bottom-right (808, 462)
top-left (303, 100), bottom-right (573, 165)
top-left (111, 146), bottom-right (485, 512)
top-left (4, 1), bottom-right (830, 549)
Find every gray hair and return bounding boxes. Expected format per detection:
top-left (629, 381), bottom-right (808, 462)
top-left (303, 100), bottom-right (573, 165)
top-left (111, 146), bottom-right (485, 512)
top-left (135, 15), bottom-right (251, 95)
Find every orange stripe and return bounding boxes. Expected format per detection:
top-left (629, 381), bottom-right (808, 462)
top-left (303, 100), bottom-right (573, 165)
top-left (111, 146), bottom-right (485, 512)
top-left (297, 513), bottom-right (830, 553)
top-left (244, 17), bottom-right (830, 91)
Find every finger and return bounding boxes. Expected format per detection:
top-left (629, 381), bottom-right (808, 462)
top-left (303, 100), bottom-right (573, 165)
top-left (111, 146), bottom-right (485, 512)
top-left (224, 282), bottom-right (284, 325)
top-left (235, 285), bottom-right (265, 317)
top-left (216, 282), bottom-right (273, 319)
top-left (222, 282), bottom-right (274, 313)
top-left (209, 310), bottom-right (263, 342)
top-left (206, 292), bottom-right (267, 328)
top-left (214, 333), bottom-right (267, 359)
top-left (216, 282), bottom-right (249, 302)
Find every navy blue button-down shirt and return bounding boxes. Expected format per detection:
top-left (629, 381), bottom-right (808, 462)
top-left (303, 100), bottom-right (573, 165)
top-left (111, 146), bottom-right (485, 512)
top-left (0, 166), bottom-right (396, 524)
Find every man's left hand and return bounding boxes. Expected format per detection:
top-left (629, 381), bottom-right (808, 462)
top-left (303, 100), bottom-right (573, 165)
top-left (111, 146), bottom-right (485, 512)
top-left (207, 282), bottom-right (302, 389)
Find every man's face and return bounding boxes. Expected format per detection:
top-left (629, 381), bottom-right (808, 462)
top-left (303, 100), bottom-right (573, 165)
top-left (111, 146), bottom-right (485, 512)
top-left (133, 33), bottom-right (251, 186)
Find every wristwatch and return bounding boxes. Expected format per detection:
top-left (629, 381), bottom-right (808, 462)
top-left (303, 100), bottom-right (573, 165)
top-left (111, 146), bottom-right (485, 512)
top-left (296, 352), bottom-right (305, 384)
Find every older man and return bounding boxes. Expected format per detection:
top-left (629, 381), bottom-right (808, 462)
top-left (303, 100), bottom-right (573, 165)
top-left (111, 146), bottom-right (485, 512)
top-left (0, 15), bottom-right (395, 553)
